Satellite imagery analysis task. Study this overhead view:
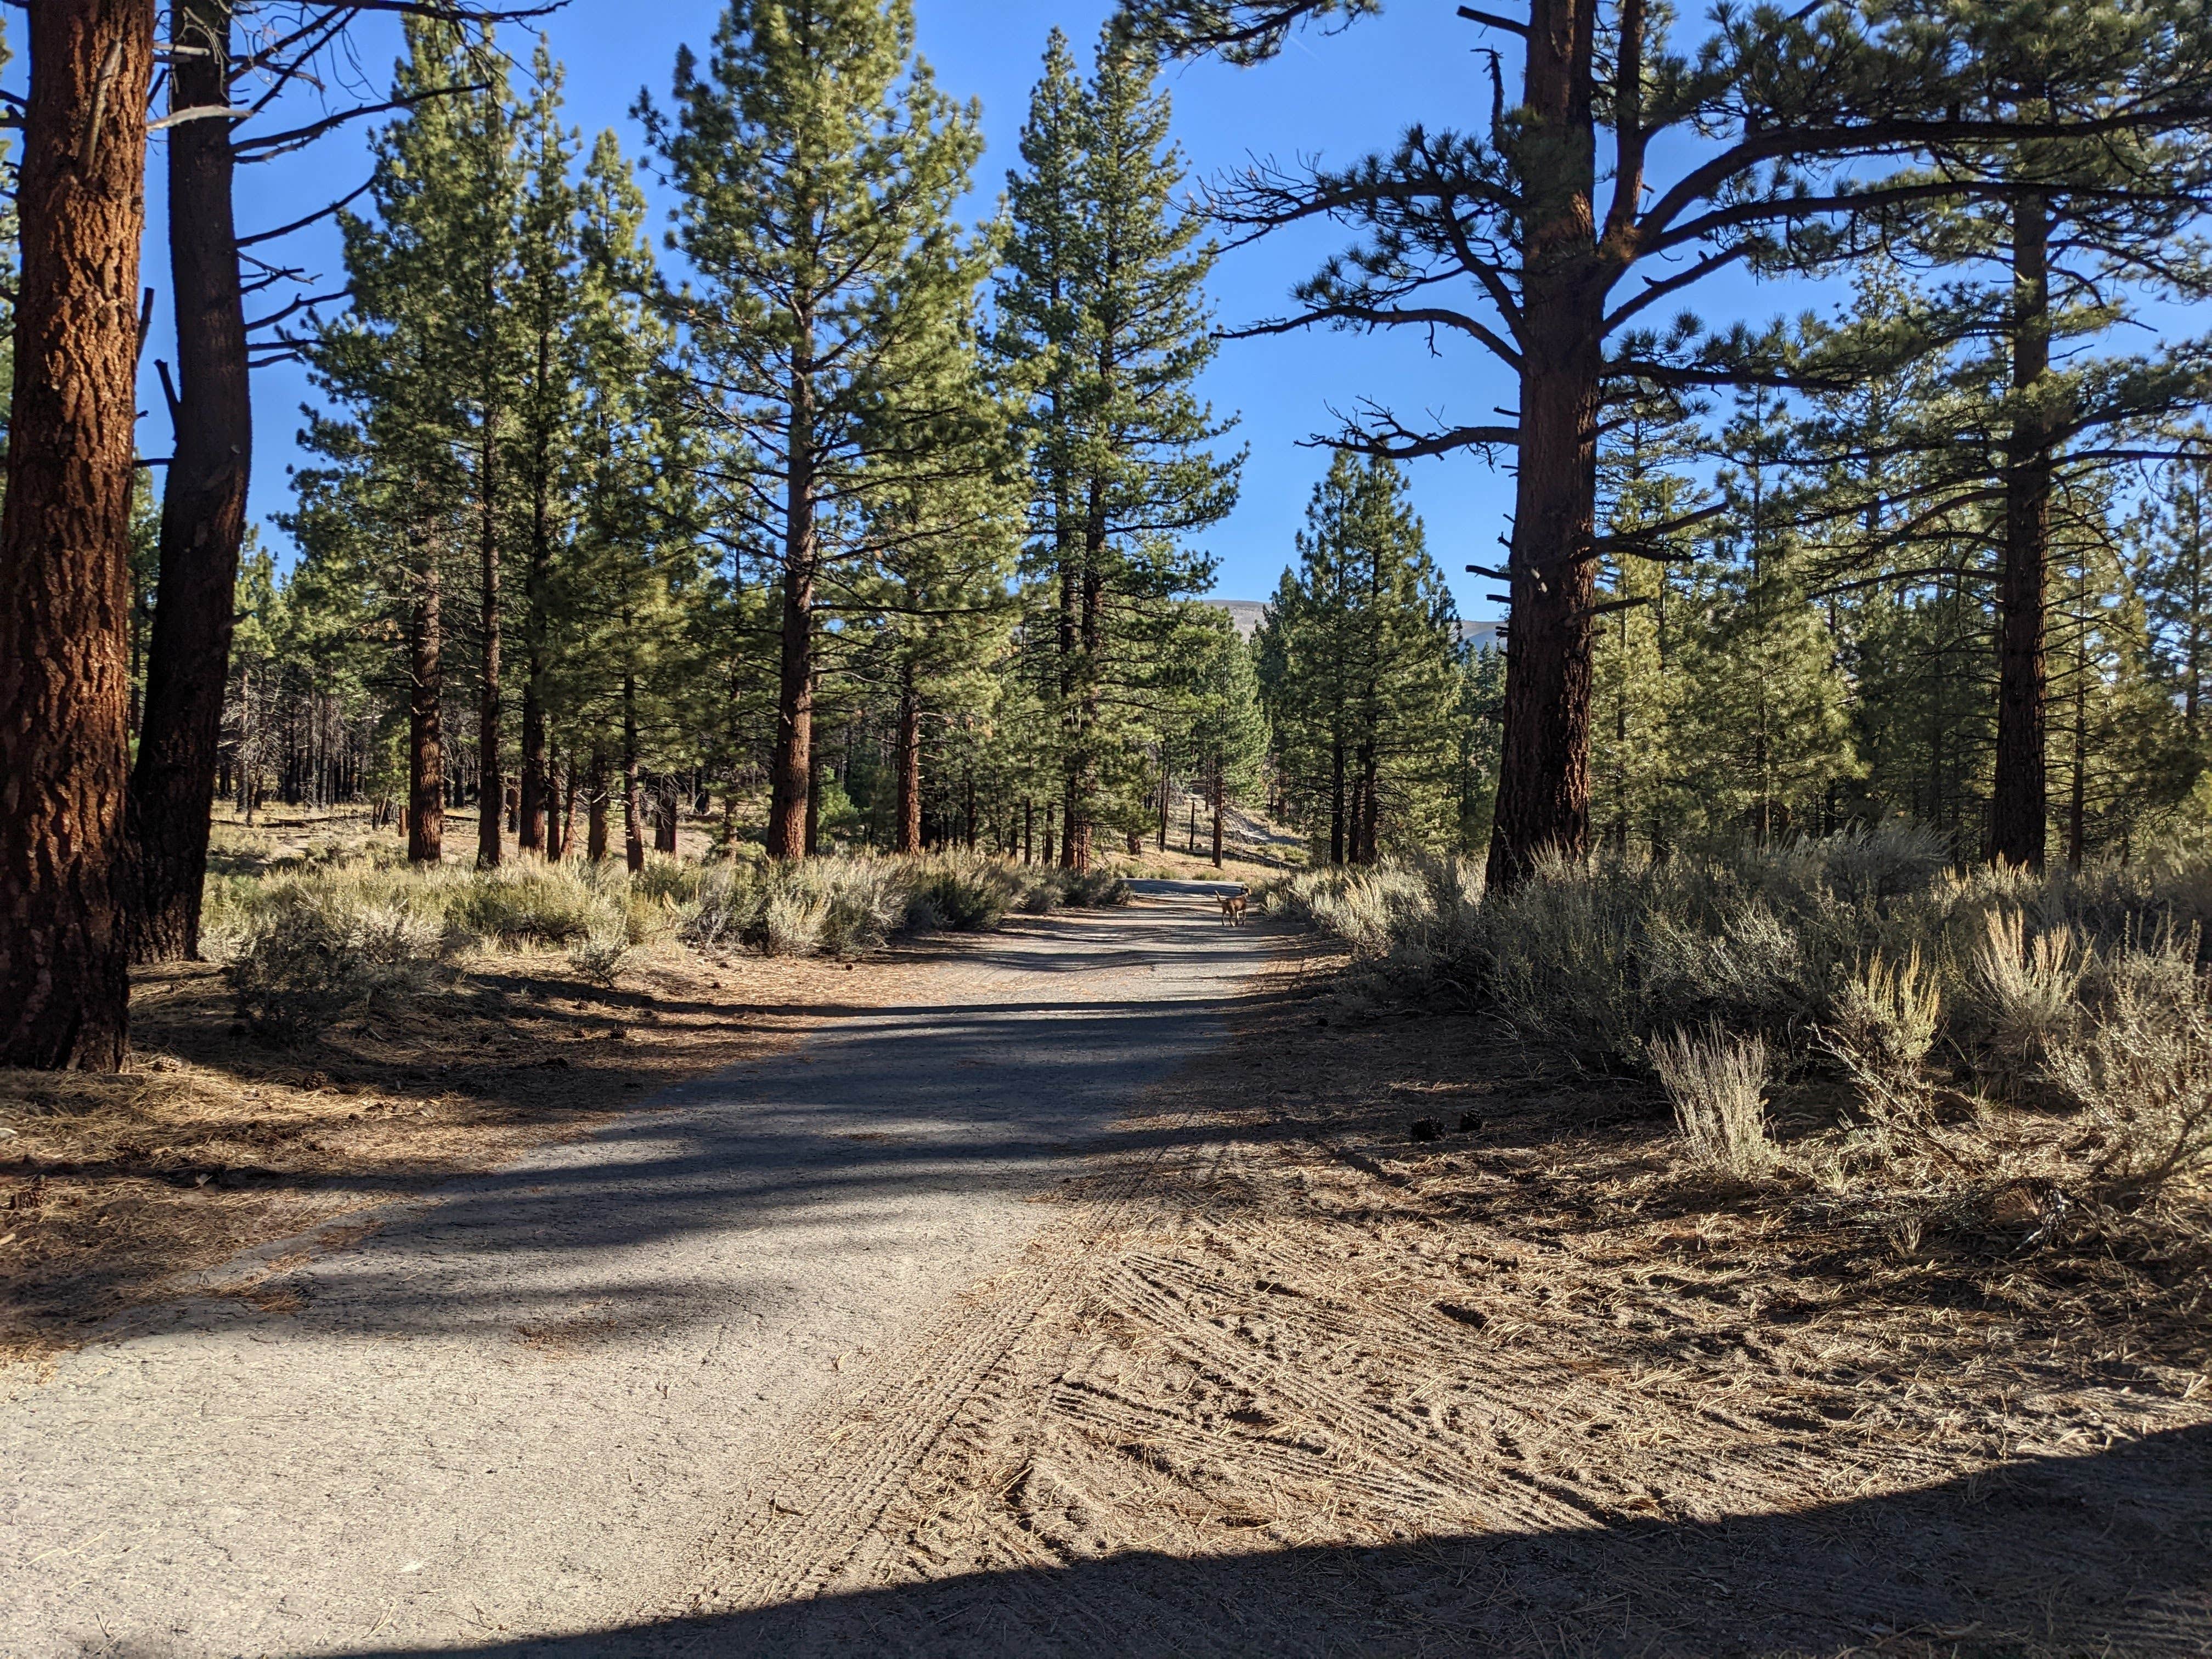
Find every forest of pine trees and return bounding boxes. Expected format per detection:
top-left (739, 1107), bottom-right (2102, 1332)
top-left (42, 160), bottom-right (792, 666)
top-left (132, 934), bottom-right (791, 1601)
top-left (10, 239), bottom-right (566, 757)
top-left (3, 0), bottom-right (2212, 1069)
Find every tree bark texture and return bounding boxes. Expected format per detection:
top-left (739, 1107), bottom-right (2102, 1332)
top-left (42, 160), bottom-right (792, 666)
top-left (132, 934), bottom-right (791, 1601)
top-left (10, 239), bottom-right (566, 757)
top-left (518, 685), bottom-right (547, 853)
top-left (622, 672), bottom-right (644, 872)
top-left (407, 548), bottom-right (445, 865)
top-left (895, 672), bottom-right (922, 854)
top-left (586, 750), bottom-right (610, 862)
top-left (123, 0), bottom-right (247, 962)
top-left (1990, 193), bottom-right (2052, 871)
top-left (0, 0), bottom-right (156, 1069)
top-left (1486, 0), bottom-right (1603, 894)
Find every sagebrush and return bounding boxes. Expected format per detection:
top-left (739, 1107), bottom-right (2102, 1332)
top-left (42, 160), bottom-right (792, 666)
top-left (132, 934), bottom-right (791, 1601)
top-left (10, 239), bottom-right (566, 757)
top-left (1274, 828), bottom-right (2212, 1205)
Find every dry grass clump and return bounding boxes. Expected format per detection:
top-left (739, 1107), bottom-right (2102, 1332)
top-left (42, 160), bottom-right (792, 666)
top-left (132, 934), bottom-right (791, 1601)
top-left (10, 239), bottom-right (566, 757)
top-left (225, 880), bottom-right (462, 1036)
top-left (1967, 908), bottom-right (2086, 1080)
top-left (2049, 928), bottom-right (2212, 1197)
top-left (1277, 828), bottom-right (2212, 1216)
top-left (674, 851), bottom-right (1126, 957)
top-left (1648, 1025), bottom-right (1776, 1175)
top-left (1822, 947), bottom-right (1942, 1117)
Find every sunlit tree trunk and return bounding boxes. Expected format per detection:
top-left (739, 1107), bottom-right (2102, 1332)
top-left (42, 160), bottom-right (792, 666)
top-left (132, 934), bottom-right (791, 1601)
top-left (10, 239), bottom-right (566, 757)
top-left (0, 0), bottom-right (156, 1068)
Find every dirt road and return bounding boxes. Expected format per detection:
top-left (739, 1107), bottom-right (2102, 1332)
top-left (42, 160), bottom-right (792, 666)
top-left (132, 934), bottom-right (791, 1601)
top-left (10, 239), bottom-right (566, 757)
top-left (2, 883), bottom-right (1269, 1657)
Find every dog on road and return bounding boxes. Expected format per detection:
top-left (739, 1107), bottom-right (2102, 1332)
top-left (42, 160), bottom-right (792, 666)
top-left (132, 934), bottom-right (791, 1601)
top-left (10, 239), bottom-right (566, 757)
top-left (1217, 887), bottom-right (1250, 927)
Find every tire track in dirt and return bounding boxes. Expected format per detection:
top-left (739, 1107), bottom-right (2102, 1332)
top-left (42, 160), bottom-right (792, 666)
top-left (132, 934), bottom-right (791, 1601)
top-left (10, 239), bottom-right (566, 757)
top-left (667, 963), bottom-right (2212, 1657)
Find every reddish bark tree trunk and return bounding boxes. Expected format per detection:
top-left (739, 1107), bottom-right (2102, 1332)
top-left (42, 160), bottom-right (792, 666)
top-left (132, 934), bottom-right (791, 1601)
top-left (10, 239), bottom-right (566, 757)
top-left (124, 0), bottom-right (247, 962)
top-left (519, 686), bottom-right (548, 854)
top-left (1486, 0), bottom-right (1605, 893)
top-left (805, 741), bottom-right (822, 856)
top-left (895, 673), bottom-right (923, 854)
top-left (407, 547), bottom-right (445, 865)
top-left (0, 0), bottom-right (156, 1069)
top-left (586, 750), bottom-right (610, 862)
top-left (622, 672), bottom-right (645, 873)
top-left (1990, 194), bottom-right (2051, 871)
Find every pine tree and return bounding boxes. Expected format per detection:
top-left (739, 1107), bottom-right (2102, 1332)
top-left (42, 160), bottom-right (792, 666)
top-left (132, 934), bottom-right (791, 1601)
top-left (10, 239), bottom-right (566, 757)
top-left (2047, 476), bottom-right (2191, 865)
top-left (2132, 441), bottom-right (2212, 788)
top-left (568, 128), bottom-right (702, 866)
top-left (124, 0), bottom-right (255, 960)
top-left (1137, 0), bottom-right (2212, 890)
top-left (644, 0), bottom-right (989, 860)
top-left (1589, 388), bottom-right (1706, 855)
top-left (995, 25), bottom-right (1242, 870)
top-left (1173, 607), bottom-right (1267, 866)
top-left (510, 55), bottom-right (585, 854)
top-left (1261, 455), bottom-right (1460, 862)
top-left (1671, 388), bottom-right (1861, 844)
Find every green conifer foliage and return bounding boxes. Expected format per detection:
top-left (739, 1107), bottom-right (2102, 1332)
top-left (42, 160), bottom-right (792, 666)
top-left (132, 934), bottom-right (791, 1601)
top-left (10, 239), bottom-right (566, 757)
top-left (2132, 443), bottom-right (2212, 788)
top-left (1670, 388), bottom-right (1862, 845)
top-left (643, 0), bottom-right (989, 860)
top-left (996, 26), bottom-right (1242, 870)
top-left (1589, 390), bottom-right (1706, 855)
top-left (1261, 455), bottom-right (1460, 864)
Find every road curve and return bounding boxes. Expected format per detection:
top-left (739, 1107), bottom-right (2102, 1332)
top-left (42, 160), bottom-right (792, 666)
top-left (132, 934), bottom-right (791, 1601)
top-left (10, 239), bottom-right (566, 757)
top-left (1, 882), bottom-right (1271, 1657)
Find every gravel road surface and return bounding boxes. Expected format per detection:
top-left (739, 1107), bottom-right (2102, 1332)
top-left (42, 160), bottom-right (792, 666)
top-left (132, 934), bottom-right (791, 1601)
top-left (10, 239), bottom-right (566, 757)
top-left (2, 883), bottom-right (1267, 1658)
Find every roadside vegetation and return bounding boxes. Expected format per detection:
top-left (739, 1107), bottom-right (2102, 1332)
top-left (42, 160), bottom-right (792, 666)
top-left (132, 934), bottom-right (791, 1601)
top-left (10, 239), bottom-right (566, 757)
top-left (1273, 828), bottom-right (2212, 1262)
top-left (210, 843), bottom-right (1131, 1035)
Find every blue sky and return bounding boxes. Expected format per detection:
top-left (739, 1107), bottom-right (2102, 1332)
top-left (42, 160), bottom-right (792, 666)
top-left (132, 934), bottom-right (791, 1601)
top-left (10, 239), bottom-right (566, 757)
top-left (142, 1), bottom-right (1791, 619)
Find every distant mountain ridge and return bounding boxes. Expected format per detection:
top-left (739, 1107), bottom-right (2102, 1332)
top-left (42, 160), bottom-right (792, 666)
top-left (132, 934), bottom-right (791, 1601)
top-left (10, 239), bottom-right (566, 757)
top-left (1209, 598), bottom-right (1500, 653)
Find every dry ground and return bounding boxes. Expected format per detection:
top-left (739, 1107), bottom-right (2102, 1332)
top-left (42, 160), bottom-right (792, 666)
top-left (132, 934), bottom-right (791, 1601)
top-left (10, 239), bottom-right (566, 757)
top-left (0, 810), bottom-right (912, 1367)
top-left (670, 948), bottom-right (2212, 1658)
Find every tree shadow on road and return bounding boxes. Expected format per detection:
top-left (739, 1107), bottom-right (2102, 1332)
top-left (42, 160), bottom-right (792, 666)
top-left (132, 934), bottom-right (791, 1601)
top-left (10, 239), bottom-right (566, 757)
top-left (320, 1421), bottom-right (2212, 1658)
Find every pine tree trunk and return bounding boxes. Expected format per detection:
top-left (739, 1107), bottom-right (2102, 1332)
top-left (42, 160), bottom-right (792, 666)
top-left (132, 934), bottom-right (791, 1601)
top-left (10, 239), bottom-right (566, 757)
top-left (896, 672), bottom-right (922, 854)
top-left (805, 742), bottom-right (822, 856)
top-left (476, 420), bottom-right (503, 868)
top-left (768, 350), bottom-right (816, 861)
top-left (586, 750), bottom-right (610, 862)
top-left (1486, 0), bottom-right (1603, 893)
top-left (124, 0), bottom-right (247, 963)
top-left (547, 748), bottom-right (567, 860)
top-left (1991, 193), bottom-right (2052, 871)
top-left (407, 546), bottom-right (445, 865)
top-left (1211, 764), bottom-right (1224, 868)
top-left (1023, 798), bottom-right (1034, 865)
top-left (1329, 738), bottom-right (1346, 866)
top-left (622, 672), bottom-right (645, 873)
top-left (2068, 663), bottom-right (2087, 871)
top-left (0, 0), bottom-right (155, 1069)
top-left (1043, 802), bottom-right (1056, 867)
top-left (520, 685), bottom-right (547, 854)
top-left (656, 776), bottom-right (679, 855)
top-left (1066, 532), bottom-right (1105, 873)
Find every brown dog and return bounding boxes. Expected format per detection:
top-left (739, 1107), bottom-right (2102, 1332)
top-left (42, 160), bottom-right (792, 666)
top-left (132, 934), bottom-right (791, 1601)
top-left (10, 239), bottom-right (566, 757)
top-left (1217, 888), bottom-right (1249, 927)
